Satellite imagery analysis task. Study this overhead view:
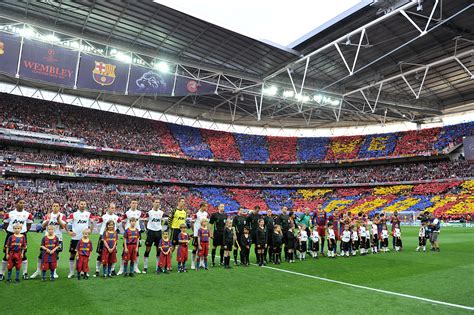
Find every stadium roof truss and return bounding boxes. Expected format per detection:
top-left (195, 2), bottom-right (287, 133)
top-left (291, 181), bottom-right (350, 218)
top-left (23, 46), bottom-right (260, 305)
top-left (0, 0), bottom-right (472, 129)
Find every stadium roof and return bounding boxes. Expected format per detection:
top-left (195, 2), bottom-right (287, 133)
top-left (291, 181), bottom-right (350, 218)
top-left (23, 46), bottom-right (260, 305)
top-left (0, 0), bottom-right (473, 129)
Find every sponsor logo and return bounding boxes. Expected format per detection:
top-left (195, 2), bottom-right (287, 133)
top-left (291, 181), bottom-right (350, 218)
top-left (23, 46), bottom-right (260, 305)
top-left (135, 70), bottom-right (167, 93)
top-left (186, 80), bottom-right (199, 93)
top-left (93, 61), bottom-right (116, 86)
top-left (77, 220), bottom-right (88, 224)
top-left (44, 48), bottom-right (59, 63)
top-left (11, 219), bottom-right (25, 224)
top-left (151, 218), bottom-right (161, 223)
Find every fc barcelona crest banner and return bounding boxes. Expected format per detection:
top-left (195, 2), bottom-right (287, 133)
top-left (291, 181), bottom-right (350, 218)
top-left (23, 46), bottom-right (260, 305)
top-left (77, 54), bottom-right (128, 92)
top-left (19, 39), bottom-right (77, 87)
top-left (0, 32), bottom-right (21, 76)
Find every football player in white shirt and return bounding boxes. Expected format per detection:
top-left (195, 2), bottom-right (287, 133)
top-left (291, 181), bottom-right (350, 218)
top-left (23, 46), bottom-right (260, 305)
top-left (359, 223), bottom-right (368, 255)
top-left (297, 225), bottom-right (308, 260)
top-left (416, 224), bottom-right (427, 252)
top-left (371, 221), bottom-right (379, 253)
top-left (143, 198), bottom-right (165, 273)
top-left (66, 200), bottom-right (92, 279)
top-left (393, 223), bottom-right (402, 252)
top-left (94, 203), bottom-right (121, 277)
top-left (381, 225), bottom-right (390, 252)
top-left (30, 201), bottom-right (66, 279)
top-left (0, 198), bottom-right (33, 281)
top-left (191, 203), bottom-right (209, 269)
top-left (310, 225), bottom-right (320, 258)
top-left (351, 225), bottom-right (359, 256)
top-left (118, 200), bottom-right (142, 275)
top-left (327, 225), bottom-right (336, 258)
top-left (341, 225), bottom-right (351, 257)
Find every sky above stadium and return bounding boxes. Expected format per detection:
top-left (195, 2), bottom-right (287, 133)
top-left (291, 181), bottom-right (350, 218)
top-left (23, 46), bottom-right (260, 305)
top-left (154, 0), bottom-right (362, 48)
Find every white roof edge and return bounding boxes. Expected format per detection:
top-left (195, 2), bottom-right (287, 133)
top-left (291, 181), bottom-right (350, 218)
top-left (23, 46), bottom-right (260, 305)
top-left (288, 0), bottom-right (375, 49)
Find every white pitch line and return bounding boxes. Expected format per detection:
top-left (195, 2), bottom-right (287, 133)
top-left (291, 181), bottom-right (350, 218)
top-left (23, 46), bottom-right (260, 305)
top-left (260, 265), bottom-right (474, 311)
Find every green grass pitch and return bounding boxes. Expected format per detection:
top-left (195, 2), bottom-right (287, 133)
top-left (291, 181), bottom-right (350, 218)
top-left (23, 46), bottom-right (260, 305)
top-left (0, 226), bottom-right (473, 315)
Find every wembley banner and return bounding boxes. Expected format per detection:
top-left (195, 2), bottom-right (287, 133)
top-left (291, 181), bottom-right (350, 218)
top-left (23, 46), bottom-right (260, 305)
top-left (0, 32), bottom-right (21, 75)
top-left (463, 136), bottom-right (474, 161)
top-left (76, 53), bottom-right (129, 93)
top-left (19, 39), bottom-right (77, 87)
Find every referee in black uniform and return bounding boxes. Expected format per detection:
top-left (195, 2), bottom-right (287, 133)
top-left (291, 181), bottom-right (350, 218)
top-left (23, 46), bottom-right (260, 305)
top-left (232, 207), bottom-right (246, 265)
top-left (277, 206), bottom-right (290, 261)
top-left (209, 204), bottom-right (226, 267)
top-left (247, 206), bottom-right (261, 261)
top-left (263, 209), bottom-right (275, 263)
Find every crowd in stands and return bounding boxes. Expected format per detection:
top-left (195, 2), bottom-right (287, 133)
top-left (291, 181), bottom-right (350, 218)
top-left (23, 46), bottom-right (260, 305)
top-left (0, 178), bottom-right (186, 218)
top-left (1, 178), bottom-right (472, 221)
top-left (1, 148), bottom-right (471, 186)
top-left (2, 94), bottom-right (473, 163)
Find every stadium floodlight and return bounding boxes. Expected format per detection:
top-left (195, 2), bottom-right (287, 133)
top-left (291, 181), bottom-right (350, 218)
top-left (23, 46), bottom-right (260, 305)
top-left (110, 48), bottom-right (118, 56)
top-left (283, 90), bottom-right (294, 98)
top-left (155, 61), bottom-right (170, 73)
top-left (70, 41), bottom-right (80, 49)
top-left (116, 52), bottom-right (132, 63)
top-left (45, 34), bottom-right (60, 42)
top-left (295, 93), bottom-right (309, 103)
top-left (18, 27), bottom-right (35, 38)
top-left (313, 93), bottom-right (340, 106)
top-left (313, 94), bottom-right (323, 103)
top-left (264, 85), bottom-right (278, 96)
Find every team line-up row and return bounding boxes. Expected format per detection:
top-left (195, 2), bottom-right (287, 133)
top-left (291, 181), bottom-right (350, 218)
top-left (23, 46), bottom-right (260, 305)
top-left (1, 197), bottom-right (440, 282)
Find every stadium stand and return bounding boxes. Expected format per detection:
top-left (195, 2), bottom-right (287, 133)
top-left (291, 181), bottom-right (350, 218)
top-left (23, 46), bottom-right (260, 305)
top-left (1, 178), bottom-right (472, 220)
top-left (2, 94), bottom-right (472, 164)
top-left (1, 148), bottom-right (471, 186)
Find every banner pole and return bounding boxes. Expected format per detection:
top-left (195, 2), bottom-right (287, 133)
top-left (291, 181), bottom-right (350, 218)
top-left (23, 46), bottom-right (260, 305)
top-left (73, 38), bottom-right (82, 89)
top-left (15, 24), bottom-right (25, 78)
top-left (125, 54), bottom-right (132, 95)
top-left (171, 63), bottom-right (178, 97)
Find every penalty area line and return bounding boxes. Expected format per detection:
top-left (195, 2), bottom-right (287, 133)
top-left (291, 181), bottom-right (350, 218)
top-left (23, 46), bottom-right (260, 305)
top-left (260, 265), bottom-right (474, 311)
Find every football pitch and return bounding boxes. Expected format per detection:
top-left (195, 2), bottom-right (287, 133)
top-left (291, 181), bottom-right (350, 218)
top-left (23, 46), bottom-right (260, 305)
top-left (0, 226), bottom-right (473, 315)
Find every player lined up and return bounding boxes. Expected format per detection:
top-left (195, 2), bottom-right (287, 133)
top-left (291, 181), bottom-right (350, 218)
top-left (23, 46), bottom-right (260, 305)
top-left (1, 197), bottom-right (433, 283)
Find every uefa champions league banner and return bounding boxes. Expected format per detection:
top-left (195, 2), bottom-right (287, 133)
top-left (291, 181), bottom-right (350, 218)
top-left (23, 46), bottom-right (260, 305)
top-left (128, 65), bottom-right (175, 95)
top-left (0, 32), bottom-right (21, 75)
top-left (77, 53), bottom-right (128, 93)
top-left (174, 76), bottom-right (217, 95)
top-left (463, 136), bottom-right (474, 161)
top-left (19, 39), bottom-right (77, 87)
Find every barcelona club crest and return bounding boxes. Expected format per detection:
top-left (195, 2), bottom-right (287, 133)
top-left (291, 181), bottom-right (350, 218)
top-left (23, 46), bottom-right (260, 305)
top-left (92, 61), bottom-right (116, 86)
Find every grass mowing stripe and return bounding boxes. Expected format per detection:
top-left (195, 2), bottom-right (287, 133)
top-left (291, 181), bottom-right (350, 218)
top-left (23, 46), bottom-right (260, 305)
top-left (260, 265), bottom-right (474, 311)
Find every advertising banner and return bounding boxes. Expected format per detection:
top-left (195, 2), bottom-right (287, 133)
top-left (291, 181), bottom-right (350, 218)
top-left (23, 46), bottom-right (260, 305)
top-left (463, 136), bottom-right (474, 161)
top-left (77, 53), bottom-right (128, 93)
top-left (128, 65), bottom-right (174, 95)
top-left (0, 32), bottom-right (21, 75)
top-left (174, 76), bottom-right (216, 96)
top-left (19, 39), bottom-right (77, 87)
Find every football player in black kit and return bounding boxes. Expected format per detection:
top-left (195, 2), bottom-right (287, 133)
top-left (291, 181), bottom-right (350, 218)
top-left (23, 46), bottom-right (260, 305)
top-left (277, 206), bottom-right (290, 261)
top-left (209, 204), bottom-right (227, 267)
top-left (264, 209), bottom-right (275, 263)
top-left (232, 207), bottom-right (246, 265)
top-left (256, 219), bottom-right (267, 267)
top-left (247, 206), bottom-right (261, 262)
top-left (222, 220), bottom-right (235, 269)
top-left (240, 227), bottom-right (251, 266)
